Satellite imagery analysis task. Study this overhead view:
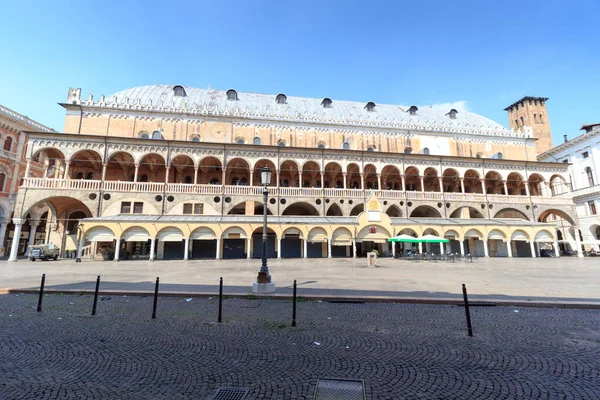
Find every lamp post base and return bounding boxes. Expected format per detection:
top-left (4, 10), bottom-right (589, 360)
top-left (252, 282), bottom-right (276, 294)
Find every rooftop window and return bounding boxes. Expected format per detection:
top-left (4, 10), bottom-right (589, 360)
top-left (321, 98), bottom-right (332, 108)
top-left (275, 94), bottom-right (287, 104)
top-left (446, 109), bottom-right (458, 119)
top-left (365, 102), bottom-right (376, 112)
top-left (226, 89), bottom-right (238, 101)
top-left (404, 146), bottom-right (412, 154)
top-left (408, 106), bottom-right (418, 116)
top-left (151, 131), bottom-right (163, 140)
top-left (342, 142), bottom-right (350, 150)
top-left (173, 85), bottom-right (186, 97)
top-left (422, 147), bottom-right (430, 155)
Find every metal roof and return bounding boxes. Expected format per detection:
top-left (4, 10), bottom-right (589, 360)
top-left (503, 96), bottom-right (549, 111)
top-left (0, 104), bottom-right (55, 133)
top-left (104, 85), bottom-right (508, 132)
top-left (83, 215), bottom-right (358, 224)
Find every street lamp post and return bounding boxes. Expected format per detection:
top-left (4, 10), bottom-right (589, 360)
top-left (75, 223), bottom-right (84, 263)
top-left (253, 165), bottom-right (275, 293)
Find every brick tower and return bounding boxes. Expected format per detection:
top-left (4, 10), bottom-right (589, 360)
top-left (504, 96), bottom-right (552, 155)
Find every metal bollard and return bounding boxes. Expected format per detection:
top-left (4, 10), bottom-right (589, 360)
top-left (218, 277), bottom-right (223, 323)
top-left (152, 277), bottom-right (159, 319)
top-left (92, 275), bottom-right (101, 316)
top-left (292, 279), bottom-right (297, 327)
top-left (462, 283), bottom-right (473, 337)
top-left (37, 274), bottom-right (46, 313)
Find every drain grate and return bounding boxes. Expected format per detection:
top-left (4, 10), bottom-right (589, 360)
top-left (314, 378), bottom-right (365, 400)
top-left (211, 387), bottom-right (249, 400)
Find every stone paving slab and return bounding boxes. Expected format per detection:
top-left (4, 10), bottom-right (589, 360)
top-left (1, 293), bottom-right (599, 399)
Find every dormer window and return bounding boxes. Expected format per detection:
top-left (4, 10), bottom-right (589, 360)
top-left (321, 98), bottom-right (332, 108)
top-left (226, 89), bottom-right (238, 101)
top-left (317, 142), bottom-right (326, 150)
top-left (173, 85), bottom-right (186, 97)
top-left (235, 137), bottom-right (246, 145)
top-left (367, 145), bottom-right (376, 152)
top-left (342, 142), bottom-right (350, 150)
top-left (404, 146), bottom-right (412, 154)
top-left (408, 106), bottom-right (418, 116)
top-left (422, 147), bottom-right (430, 155)
top-left (446, 109), bottom-right (458, 119)
top-left (275, 94), bottom-right (287, 104)
top-left (151, 131), bottom-right (163, 140)
top-left (365, 102), bottom-right (376, 112)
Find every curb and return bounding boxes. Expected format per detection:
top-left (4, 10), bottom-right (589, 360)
top-left (3, 288), bottom-right (600, 310)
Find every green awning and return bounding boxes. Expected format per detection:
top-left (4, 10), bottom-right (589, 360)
top-left (388, 234), bottom-right (420, 243)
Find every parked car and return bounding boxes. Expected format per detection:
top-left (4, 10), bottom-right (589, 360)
top-left (29, 244), bottom-right (60, 261)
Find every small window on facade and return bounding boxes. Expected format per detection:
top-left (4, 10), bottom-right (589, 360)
top-left (275, 94), bottom-right (287, 104)
top-left (514, 119), bottom-right (519, 127)
top-left (367, 145), bottom-right (375, 152)
top-left (3, 137), bottom-right (12, 152)
top-left (141, 133), bottom-right (149, 139)
top-left (194, 203), bottom-right (204, 214)
top-left (226, 89), bottom-right (238, 101)
top-left (173, 85), bottom-right (186, 97)
top-left (321, 98), bottom-right (332, 108)
top-left (365, 102), bottom-right (376, 112)
top-left (476, 152), bottom-right (483, 158)
top-left (342, 142), bottom-right (350, 150)
top-left (120, 202), bottom-right (131, 214)
top-left (589, 201), bottom-right (597, 215)
top-left (423, 147), bottom-right (430, 155)
top-left (317, 142), bottom-right (326, 150)
top-left (562, 159), bottom-right (568, 163)
top-left (192, 136), bottom-right (200, 142)
top-left (152, 131), bottom-right (163, 140)
top-left (539, 113), bottom-right (544, 123)
top-left (235, 137), bottom-right (246, 145)
top-left (253, 137), bottom-right (261, 145)
top-left (277, 139), bottom-right (286, 147)
top-left (533, 114), bottom-right (538, 123)
top-left (582, 151), bottom-right (589, 159)
top-left (404, 146), bottom-right (412, 154)
top-left (408, 106), bottom-right (418, 116)
top-left (0, 173), bottom-right (5, 191)
top-left (183, 204), bottom-right (193, 214)
top-left (586, 167), bottom-right (595, 186)
top-left (133, 202), bottom-right (143, 214)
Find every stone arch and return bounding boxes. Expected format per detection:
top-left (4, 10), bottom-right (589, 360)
top-left (423, 167), bottom-right (440, 192)
top-left (381, 165), bottom-right (401, 190)
top-left (423, 227), bottom-right (440, 236)
top-left (511, 229), bottom-right (530, 241)
top-left (121, 226), bottom-right (151, 241)
top-left (506, 172), bottom-right (526, 196)
top-left (537, 209), bottom-right (575, 226)
top-left (227, 201), bottom-right (273, 215)
top-left (494, 208), bottom-right (529, 220)
top-left (279, 160), bottom-right (299, 187)
top-left (550, 174), bottom-right (569, 196)
top-left (308, 227), bottom-right (329, 242)
top-left (528, 173), bottom-right (545, 196)
top-left (385, 205), bottom-right (402, 217)
top-left (363, 164), bottom-right (378, 189)
top-left (463, 169), bottom-right (482, 193)
top-left (404, 166), bottom-right (421, 191)
top-left (450, 206), bottom-right (484, 218)
top-left (84, 225), bottom-right (116, 242)
top-left (170, 154), bottom-right (195, 184)
top-left (590, 225), bottom-right (600, 240)
top-left (199, 156), bottom-right (223, 185)
top-left (324, 162), bottom-right (343, 188)
top-left (442, 168), bottom-right (460, 192)
top-left (282, 202), bottom-right (320, 216)
top-left (399, 228), bottom-right (419, 237)
top-left (487, 229), bottom-right (507, 240)
top-left (32, 147), bottom-right (66, 179)
top-left (464, 228), bottom-right (484, 239)
top-left (485, 171), bottom-right (503, 194)
top-left (105, 151), bottom-right (136, 181)
top-left (349, 203), bottom-right (364, 216)
top-left (534, 229), bottom-right (555, 242)
top-left (156, 226), bottom-right (185, 242)
top-left (410, 205), bottom-right (441, 218)
top-left (138, 153), bottom-right (167, 183)
top-left (31, 147), bottom-right (66, 163)
top-left (66, 210), bottom-right (87, 233)
top-left (326, 203), bottom-right (343, 216)
top-left (20, 196), bottom-right (95, 226)
top-left (332, 227), bottom-right (353, 245)
top-left (443, 229), bottom-right (461, 240)
top-left (69, 149), bottom-right (103, 181)
top-left (357, 225), bottom-right (391, 242)
top-left (222, 226), bottom-right (250, 239)
top-left (301, 161), bottom-right (321, 188)
top-left (346, 163), bottom-right (361, 189)
top-left (282, 226), bottom-right (304, 239)
top-left (252, 159), bottom-right (277, 187)
top-left (225, 158), bottom-right (251, 186)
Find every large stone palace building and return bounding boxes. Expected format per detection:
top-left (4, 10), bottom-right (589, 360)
top-left (9, 86), bottom-right (581, 261)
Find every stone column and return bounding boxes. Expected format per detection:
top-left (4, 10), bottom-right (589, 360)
top-left (114, 238), bottom-right (121, 261)
top-left (438, 178), bottom-right (444, 193)
top-left (529, 241), bottom-right (536, 258)
top-left (277, 237), bottom-right (282, 259)
top-left (418, 242), bottom-right (423, 253)
top-left (298, 172), bottom-right (303, 188)
top-left (359, 173), bottom-right (364, 190)
top-left (24, 158), bottom-right (32, 179)
top-left (483, 240), bottom-right (489, 257)
top-left (327, 239), bottom-right (332, 258)
top-left (377, 174), bottom-right (382, 190)
top-left (183, 238), bottom-right (189, 260)
top-left (401, 175), bottom-right (406, 191)
top-left (149, 238), bottom-right (156, 261)
top-left (101, 163), bottom-right (108, 181)
top-left (503, 180), bottom-right (508, 195)
top-left (25, 224), bottom-right (38, 256)
top-left (276, 170), bottom-right (280, 188)
top-left (321, 171), bottom-right (325, 188)
top-left (8, 218), bottom-right (23, 262)
top-left (193, 167), bottom-right (198, 185)
top-left (525, 182), bottom-right (530, 196)
top-left (480, 179), bottom-right (486, 194)
top-left (554, 238), bottom-right (560, 257)
top-left (303, 239), bottom-right (308, 259)
top-left (440, 242), bottom-right (445, 255)
top-left (133, 164), bottom-right (139, 183)
top-left (352, 239), bottom-right (357, 258)
top-left (215, 238), bottom-right (221, 260)
top-left (43, 163), bottom-right (49, 178)
top-left (459, 240), bottom-right (465, 256)
top-left (63, 162), bottom-right (71, 180)
top-left (575, 229), bottom-right (583, 257)
top-left (460, 178), bottom-right (465, 193)
top-left (0, 222), bottom-right (8, 256)
top-left (249, 172), bottom-right (254, 187)
top-left (164, 166), bottom-right (170, 183)
top-left (221, 168), bottom-right (226, 186)
top-left (247, 237), bottom-right (252, 259)
top-left (77, 233), bottom-right (85, 260)
top-left (391, 243), bottom-right (396, 258)
top-left (343, 173), bottom-right (347, 189)
top-left (506, 240), bottom-right (513, 258)
top-left (420, 177), bottom-right (425, 192)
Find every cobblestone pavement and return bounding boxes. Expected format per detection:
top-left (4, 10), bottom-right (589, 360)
top-left (1, 294), bottom-right (599, 399)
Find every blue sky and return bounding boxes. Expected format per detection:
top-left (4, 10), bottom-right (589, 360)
top-left (1, 0), bottom-right (598, 143)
